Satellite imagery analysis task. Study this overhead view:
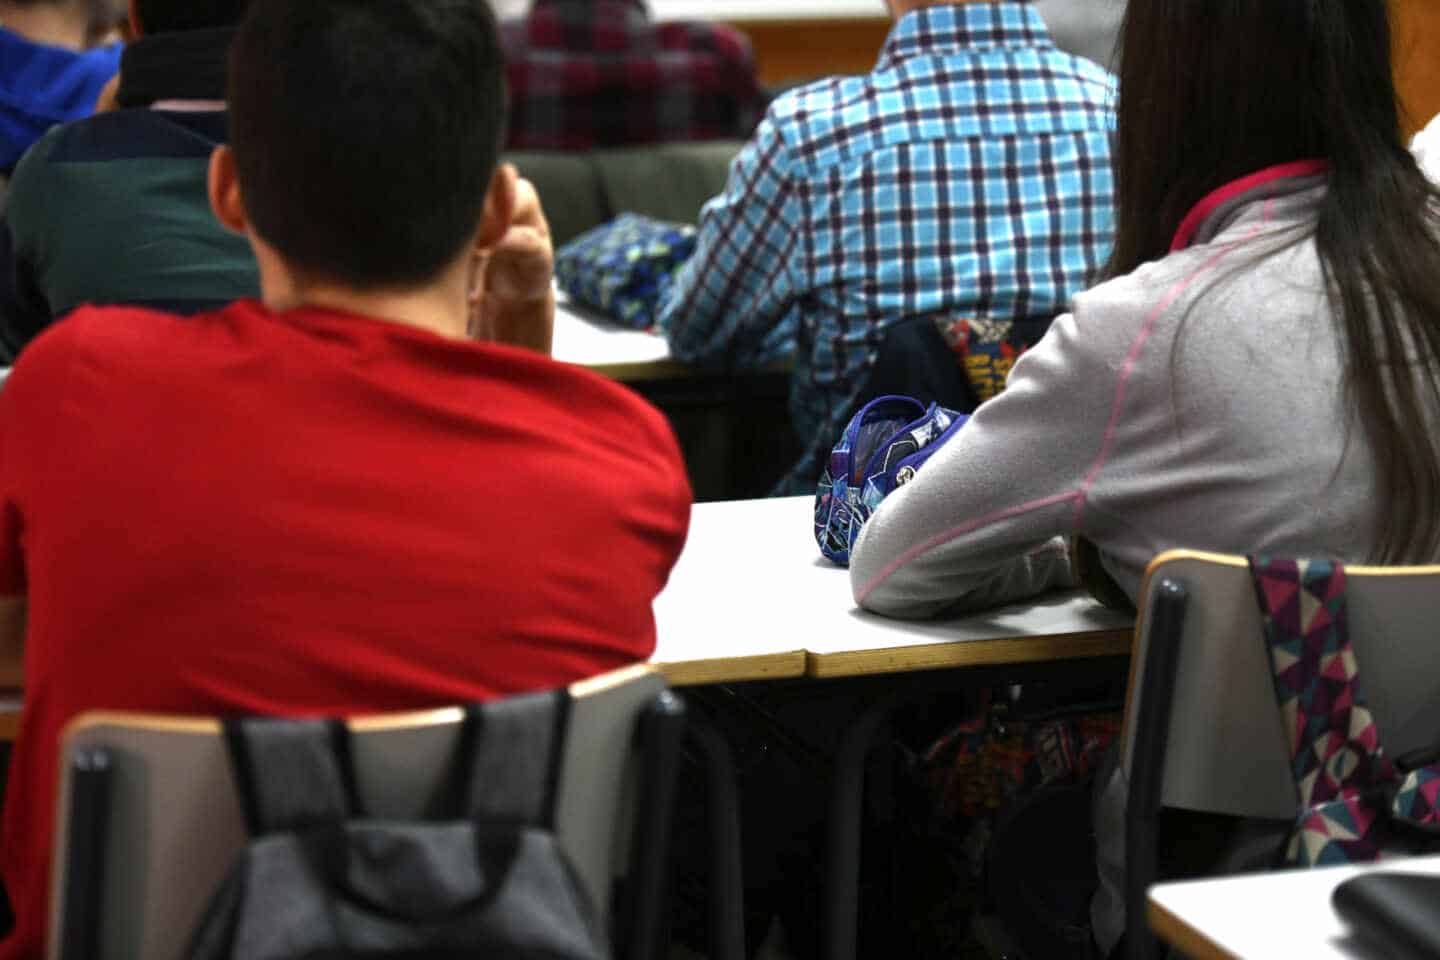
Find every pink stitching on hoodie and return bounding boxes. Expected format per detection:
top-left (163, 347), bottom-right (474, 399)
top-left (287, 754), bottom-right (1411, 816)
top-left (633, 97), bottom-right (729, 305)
top-left (1073, 199), bottom-right (1275, 529)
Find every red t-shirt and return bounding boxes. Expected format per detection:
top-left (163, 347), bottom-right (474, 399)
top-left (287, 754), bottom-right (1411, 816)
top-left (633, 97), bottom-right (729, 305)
top-left (0, 300), bottom-right (691, 959)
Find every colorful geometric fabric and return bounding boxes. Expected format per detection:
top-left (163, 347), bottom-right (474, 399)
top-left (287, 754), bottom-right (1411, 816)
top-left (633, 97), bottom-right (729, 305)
top-left (923, 692), bottom-right (1121, 823)
top-left (1394, 767), bottom-right (1440, 825)
top-left (814, 395), bottom-right (967, 565)
top-left (934, 315), bottom-right (1057, 403)
top-left (555, 213), bottom-right (697, 330)
top-left (1248, 556), bottom-right (1440, 866)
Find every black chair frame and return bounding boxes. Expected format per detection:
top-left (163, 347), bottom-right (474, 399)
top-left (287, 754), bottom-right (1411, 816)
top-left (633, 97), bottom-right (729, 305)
top-left (1124, 578), bottom-right (1189, 960)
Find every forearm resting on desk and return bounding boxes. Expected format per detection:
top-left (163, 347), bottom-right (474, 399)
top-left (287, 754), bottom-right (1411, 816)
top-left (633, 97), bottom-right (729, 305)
top-left (853, 536), bottom-right (1076, 620)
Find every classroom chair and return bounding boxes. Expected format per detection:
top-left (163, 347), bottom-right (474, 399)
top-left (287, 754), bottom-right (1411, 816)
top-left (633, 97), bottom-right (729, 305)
top-left (47, 664), bottom-right (689, 960)
top-left (506, 141), bottom-right (742, 246)
top-left (1121, 550), bottom-right (1440, 960)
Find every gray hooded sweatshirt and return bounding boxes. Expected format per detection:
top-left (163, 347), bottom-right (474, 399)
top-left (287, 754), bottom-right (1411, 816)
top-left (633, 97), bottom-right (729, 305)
top-left (847, 163), bottom-right (1435, 951)
top-left (848, 163), bottom-right (1396, 619)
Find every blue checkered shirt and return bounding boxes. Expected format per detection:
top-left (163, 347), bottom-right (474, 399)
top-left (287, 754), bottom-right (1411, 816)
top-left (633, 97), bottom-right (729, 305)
top-left (657, 2), bottom-right (1116, 491)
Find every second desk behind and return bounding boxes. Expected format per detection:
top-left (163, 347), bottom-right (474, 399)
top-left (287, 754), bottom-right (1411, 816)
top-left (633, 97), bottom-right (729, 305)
top-left (554, 298), bottom-right (800, 501)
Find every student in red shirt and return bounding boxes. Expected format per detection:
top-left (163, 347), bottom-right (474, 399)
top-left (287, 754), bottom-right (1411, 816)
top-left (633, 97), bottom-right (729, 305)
top-left (0, 0), bottom-right (692, 954)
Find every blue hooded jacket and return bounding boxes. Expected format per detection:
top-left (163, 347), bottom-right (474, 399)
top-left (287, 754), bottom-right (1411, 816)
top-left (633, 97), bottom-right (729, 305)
top-left (0, 28), bottom-right (121, 173)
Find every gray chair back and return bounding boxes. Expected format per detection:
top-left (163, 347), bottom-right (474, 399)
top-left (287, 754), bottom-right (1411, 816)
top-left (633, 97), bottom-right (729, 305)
top-left (591, 141), bottom-right (741, 226)
top-left (46, 663), bottom-right (668, 960)
top-left (1123, 550), bottom-right (1440, 820)
top-left (506, 141), bottom-right (744, 247)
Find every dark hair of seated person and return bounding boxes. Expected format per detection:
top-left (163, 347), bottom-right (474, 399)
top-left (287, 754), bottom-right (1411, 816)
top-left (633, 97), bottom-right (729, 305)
top-left (134, 0), bottom-right (249, 34)
top-left (1108, 0), bottom-right (1440, 565)
top-left (226, 0), bottom-right (507, 290)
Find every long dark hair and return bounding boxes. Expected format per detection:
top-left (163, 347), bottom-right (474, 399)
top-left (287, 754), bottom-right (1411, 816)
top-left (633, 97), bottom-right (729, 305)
top-left (1109, 0), bottom-right (1440, 563)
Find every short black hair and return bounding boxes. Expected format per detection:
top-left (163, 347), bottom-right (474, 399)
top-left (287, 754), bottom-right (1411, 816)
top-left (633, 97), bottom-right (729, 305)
top-left (137, 0), bottom-right (249, 34)
top-left (228, 0), bottom-right (507, 290)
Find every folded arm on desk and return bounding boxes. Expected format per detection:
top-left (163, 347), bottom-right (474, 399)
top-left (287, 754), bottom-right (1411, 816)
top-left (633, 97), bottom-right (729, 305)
top-left (849, 307), bottom-right (1121, 619)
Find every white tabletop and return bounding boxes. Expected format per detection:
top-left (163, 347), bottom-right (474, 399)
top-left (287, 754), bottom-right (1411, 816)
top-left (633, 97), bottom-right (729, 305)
top-left (651, 497), bottom-right (1134, 685)
top-left (651, 497), bottom-right (812, 685)
top-left (1149, 856), bottom-right (1440, 959)
top-left (550, 295), bottom-right (690, 382)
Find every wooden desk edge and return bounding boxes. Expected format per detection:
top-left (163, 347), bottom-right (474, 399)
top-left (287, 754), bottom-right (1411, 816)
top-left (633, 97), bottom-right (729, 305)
top-left (1147, 893), bottom-right (1239, 960)
top-left (585, 357), bottom-right (792, 383)
top-left (804, 629), bottom-right (1132, 679)
top-left (586, 360), bottom-right (695, 382)
top-left (654, 650), bottom-right (808, 686)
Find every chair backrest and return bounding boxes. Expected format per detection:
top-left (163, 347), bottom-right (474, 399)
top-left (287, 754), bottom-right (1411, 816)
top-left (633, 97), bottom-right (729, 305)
top-left (590, 141), bottom-right (742, 227)
top-left (46, 663), bottom-right (672, 960)
top-left (506, 141), bottom-right (743, 248)
top-left (1123, 550), bottom-right (1440, 821)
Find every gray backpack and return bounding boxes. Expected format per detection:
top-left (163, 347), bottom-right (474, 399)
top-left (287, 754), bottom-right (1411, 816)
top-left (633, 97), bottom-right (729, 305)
top-left (186, 691), bottom-right (609, 960)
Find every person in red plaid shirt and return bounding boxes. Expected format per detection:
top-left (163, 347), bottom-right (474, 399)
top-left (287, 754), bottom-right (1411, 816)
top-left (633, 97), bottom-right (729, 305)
top-left (500, 0), bottom-right (767, 150)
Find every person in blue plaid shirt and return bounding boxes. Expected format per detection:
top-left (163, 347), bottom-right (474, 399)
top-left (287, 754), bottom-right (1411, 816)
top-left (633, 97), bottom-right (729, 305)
top-left (657, 0), bottom-right (1116, 493)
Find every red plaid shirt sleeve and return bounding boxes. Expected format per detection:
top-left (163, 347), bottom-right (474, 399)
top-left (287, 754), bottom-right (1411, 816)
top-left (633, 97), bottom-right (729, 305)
top-left (502, 0), bottom-right (767, 150)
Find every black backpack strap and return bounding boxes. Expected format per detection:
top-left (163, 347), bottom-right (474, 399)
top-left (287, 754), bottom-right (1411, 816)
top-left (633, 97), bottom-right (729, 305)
top-left (224, 716), bottom-right (356, 836)
top-left (459, 689), bottom-right (571, 828)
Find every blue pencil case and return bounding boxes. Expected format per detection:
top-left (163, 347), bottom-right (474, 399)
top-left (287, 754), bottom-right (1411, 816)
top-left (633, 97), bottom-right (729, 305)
top-left (813, 395), bottom-right (968, 566)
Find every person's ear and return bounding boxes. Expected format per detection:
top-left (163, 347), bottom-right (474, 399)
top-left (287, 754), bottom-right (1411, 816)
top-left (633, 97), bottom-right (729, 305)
top-left (127, 0), bottom-right (143, 37)
top-left (474, 163), bottom-right (518, 252)
top-left (207, 146), bottom-right (249, 236)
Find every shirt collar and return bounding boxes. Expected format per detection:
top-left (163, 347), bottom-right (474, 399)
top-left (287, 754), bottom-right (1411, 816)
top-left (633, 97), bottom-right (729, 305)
top-left (877, 2), bottom-right (1052, 70)
top-left (1170, 160), bottom-right (1330, 251)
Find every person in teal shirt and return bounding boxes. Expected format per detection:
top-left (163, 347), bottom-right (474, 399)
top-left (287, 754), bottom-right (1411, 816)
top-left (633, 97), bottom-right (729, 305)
top-left (1, 0), bottom-right (257, 360)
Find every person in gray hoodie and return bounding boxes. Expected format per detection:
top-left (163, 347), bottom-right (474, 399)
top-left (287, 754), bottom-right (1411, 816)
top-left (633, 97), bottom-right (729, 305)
top-left (849, 1), bottom-right (1440, 953)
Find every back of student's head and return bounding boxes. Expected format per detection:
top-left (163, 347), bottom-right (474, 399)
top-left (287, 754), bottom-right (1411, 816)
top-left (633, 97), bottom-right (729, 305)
top-left (1109, 0), bottom-right (1440, 564)
top-left (1108, 0), bottom-right (1407, 269)
top-left (135, 0), bottom-right (249, 34)
top-left (227, 0), bottom-right (507, 290)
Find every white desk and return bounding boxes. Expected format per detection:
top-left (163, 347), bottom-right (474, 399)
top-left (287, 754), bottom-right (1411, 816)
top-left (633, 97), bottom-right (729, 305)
top-left (651, 497), bottom-right (812, 685)
top-left (1148, 856), bottom-right (1440, 959)
top-left (651, 497), bottom-right (1134, 685)
top-left (551, 295), bottom-right (692, 382)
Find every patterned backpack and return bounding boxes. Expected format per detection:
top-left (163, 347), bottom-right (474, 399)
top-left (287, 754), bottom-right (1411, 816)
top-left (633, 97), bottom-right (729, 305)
top-left (1249, 557), bottom-right (1440, 866)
